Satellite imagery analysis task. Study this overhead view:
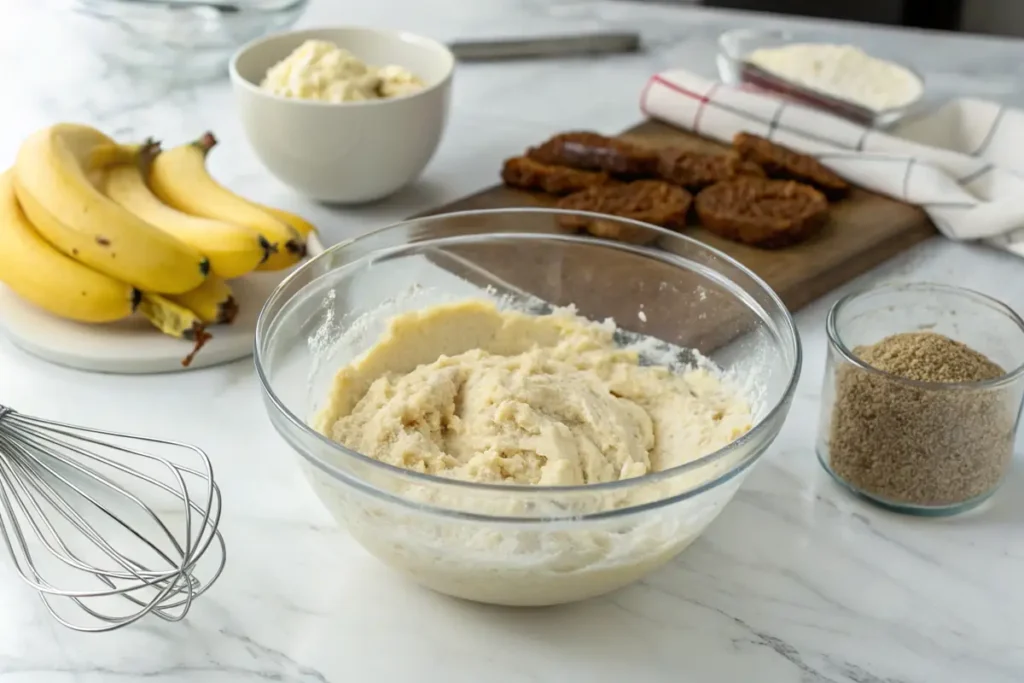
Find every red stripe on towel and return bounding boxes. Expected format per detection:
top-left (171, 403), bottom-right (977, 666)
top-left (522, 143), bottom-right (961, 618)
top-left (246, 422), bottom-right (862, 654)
top-left (649, 76), bottom-right (720, 134)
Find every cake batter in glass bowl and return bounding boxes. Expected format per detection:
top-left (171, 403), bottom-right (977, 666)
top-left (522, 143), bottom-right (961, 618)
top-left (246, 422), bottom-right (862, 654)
top-left (255, 208), bottom-right (801, 606)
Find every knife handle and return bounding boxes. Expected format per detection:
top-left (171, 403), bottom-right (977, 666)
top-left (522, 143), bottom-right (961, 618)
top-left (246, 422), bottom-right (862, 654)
top-left (449, 32), bottom-right (642, 62)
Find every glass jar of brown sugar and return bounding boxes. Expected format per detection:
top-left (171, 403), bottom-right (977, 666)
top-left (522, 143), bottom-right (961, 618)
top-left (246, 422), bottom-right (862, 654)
top-left (816, 282), bottom-right (1024, 515)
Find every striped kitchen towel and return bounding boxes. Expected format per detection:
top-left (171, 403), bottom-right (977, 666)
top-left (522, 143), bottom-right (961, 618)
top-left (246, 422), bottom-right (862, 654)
top-left (640, 68), bottom-right (1024, 257)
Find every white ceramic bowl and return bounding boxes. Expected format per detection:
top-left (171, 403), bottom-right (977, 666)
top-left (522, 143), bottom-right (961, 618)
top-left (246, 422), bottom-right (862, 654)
top-left (230, 26), bottom-right (454, 204)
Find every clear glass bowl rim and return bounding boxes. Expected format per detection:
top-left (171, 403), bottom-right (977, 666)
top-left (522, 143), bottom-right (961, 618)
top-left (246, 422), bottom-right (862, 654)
top-left (826, 281), bottom-right (1024, 391)
top-left (254, 208), bottom-right (802, 509)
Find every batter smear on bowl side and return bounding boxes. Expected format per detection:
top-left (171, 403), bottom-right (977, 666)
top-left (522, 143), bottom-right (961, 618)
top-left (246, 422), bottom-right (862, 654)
top-left (315, 300), bottom-right (752, 485)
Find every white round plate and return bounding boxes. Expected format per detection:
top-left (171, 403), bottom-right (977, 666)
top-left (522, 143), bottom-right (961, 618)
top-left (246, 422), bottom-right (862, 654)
top-left (0, 235), bottom-right (324, 375)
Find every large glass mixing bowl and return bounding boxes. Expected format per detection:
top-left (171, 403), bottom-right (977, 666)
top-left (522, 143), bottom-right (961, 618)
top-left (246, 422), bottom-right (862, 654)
top-left (255, 209), bottom-right (801, 606)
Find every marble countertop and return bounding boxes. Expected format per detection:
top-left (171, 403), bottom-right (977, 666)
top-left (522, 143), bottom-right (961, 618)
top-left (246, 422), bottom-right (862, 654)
top-left (2, 1), bottom-right (1023, 681)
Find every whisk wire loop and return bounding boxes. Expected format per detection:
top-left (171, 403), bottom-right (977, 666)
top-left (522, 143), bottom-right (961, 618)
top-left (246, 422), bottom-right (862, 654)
top-left (0, 403), bottom-right (226, 632)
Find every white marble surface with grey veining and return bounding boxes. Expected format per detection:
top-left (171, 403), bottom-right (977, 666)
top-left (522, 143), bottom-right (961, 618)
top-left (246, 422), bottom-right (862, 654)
top-left (1, 1), bottom-right (1023, 681)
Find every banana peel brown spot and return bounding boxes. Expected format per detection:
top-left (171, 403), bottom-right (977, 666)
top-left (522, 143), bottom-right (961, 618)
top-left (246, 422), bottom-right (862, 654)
top-left (218, 296), bottom-right (239, 325)
top-left (95, 236), bottom-right (110, 246)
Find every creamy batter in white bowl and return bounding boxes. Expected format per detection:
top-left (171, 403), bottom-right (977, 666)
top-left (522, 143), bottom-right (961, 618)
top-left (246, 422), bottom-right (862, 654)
top-left (230, 26), bottom-right (453, 203)
top-left (255, 209), bottom-right (801, 606)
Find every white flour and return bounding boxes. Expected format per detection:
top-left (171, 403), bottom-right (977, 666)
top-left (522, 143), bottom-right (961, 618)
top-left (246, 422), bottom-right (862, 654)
top-left (747, 43), bottom-right (923, 112)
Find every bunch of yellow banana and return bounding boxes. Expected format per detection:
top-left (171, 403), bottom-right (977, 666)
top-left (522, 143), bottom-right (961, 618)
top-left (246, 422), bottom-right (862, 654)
top-left (0, 123), bottom-right (318, 366)
top-left (148, 132), bottom-right (312, 271)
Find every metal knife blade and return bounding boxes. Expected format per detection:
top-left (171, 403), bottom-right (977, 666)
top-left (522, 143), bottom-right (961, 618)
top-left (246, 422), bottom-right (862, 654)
top-left (449, 32), bottom-right (642, 62)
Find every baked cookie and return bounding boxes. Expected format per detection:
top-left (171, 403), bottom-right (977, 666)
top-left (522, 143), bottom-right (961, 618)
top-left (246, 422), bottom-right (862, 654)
top-left (657, 149), bottom-right (765, 190)
top-left (501, 156), bottom-right (610, 195)
top-left (733, 132), bottom-right (849, 199)
top-left (694, 177), bottom-right (829, 248)
top-left (557, 180), bottom-right (693, 243)
top-left (527, 131), bottom-right (659, 177)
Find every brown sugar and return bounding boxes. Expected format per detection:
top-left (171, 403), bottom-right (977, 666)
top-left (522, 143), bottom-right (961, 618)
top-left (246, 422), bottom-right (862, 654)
top-left (827, 331), bottom-right (1013, 508)
top-left (847, 332), bottom-right (1003, 383)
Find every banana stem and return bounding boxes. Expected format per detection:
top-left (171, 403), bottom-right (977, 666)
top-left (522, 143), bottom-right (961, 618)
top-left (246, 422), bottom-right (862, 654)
top-left (136, 138), bottom-right (162, 174)
top-left (258, 236), bottom-right (278, 264)
top-left (182, 325), bottom-right (212, 368)
top-left (89, 139), bottom-right (162, 169)
top-left (195, 132), bottom-right (218, 155)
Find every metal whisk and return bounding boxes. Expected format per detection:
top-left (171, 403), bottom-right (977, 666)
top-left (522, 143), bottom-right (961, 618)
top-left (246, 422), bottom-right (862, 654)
top-left (0, 404), bottom-right (225, 633)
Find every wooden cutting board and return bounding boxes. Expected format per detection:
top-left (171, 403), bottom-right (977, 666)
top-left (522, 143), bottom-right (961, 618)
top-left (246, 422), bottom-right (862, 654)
top-left (418, 120), bottom-right (936, 313)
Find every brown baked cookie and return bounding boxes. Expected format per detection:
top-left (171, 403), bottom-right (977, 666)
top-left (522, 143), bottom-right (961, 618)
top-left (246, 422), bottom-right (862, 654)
top-left (657, 149), bottom-right (765, 190)
top-left (527, 131), bottom-right (659, 177)
top-left (733, 132), bottom-right (849, 199)
top-left (556, 180), bottom-right (692, 243)
top-left (501, 156), bottom-right (610, 195)
top-left (694, 177), bottom-right (829, 249)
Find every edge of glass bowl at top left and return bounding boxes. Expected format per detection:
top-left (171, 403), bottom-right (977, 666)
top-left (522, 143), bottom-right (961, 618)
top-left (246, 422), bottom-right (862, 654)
top-left (71, 0), bottom-right (310, 84)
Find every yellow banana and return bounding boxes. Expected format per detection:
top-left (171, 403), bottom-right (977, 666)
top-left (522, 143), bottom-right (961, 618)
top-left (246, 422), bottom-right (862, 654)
top-left (254, 204), bottom-right (317, 271)
top-left (137, 293), bottom-right (211, 367)
top-left (256, 204), bottom-right (317, 239)
top-left (167, 275), bottom-right (237, 325)
top-left (101, 162), bottom-right (270, 279)
top-left (13, 124), bottom-right (209, 294)
top-left (263, 205), bottom-right (317, 239)
top-left (148, 132), bottom-right (306, 271)
top-left (88, 141), bottom-right (154, 170)
top-left (0, 170), bottom-right (140, 323)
